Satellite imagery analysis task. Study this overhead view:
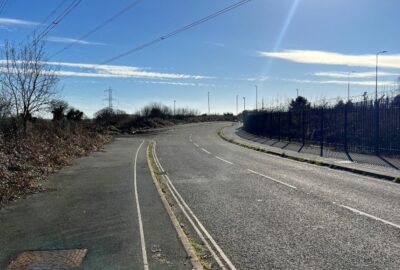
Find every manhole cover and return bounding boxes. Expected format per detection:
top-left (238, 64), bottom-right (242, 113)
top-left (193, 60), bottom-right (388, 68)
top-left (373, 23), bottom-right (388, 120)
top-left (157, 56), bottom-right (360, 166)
top-left (7, 249), bottom-right (87, 270)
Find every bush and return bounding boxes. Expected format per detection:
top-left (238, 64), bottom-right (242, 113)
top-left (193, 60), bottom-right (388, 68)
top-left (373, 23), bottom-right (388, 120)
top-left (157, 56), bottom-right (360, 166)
top-left (0, 120), bottom-right (111, 206)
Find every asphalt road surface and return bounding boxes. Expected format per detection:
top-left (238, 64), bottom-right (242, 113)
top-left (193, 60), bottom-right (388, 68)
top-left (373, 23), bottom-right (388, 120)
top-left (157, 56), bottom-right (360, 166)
top-left (1, 122), bottom-right (399, 270)
top-left (154, 122), bottom-right (400, 270)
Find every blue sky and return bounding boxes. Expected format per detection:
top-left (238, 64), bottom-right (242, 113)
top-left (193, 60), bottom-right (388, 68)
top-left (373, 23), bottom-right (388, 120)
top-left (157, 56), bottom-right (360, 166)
top-left (1, 0), bottom-right (400, 116)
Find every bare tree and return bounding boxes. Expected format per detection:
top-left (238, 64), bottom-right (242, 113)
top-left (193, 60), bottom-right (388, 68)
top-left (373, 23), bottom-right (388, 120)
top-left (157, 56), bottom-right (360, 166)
top-left (0, 37), bottom-right (59, 133)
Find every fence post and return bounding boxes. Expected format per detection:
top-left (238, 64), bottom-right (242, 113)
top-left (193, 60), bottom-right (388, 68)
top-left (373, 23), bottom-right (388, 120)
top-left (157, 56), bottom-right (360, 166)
top-left (288, 111), bottom-right (292, 142)
top-left (375, 100), bottom-right (380, 155)
top-left (302, 110), bottom-right (305, 147)
top-left (278, 112), bottom-right (281, 141)
top-left (344, 103), bottom-right (348, 153)
top-left (320, 107), bottom-right (324, 157)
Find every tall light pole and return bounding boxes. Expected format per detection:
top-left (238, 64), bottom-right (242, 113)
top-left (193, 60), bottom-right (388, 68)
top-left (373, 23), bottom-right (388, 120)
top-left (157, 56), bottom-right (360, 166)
top-left (173, 100), bottom-right (176, 117)
top-left (376, 50), bottom-right (387, 101)
top-left (255, 85), bottom-right (258, 110)
top-left (347, 71), bottom-right (355, 102)
top-left (208, 91), bottom-right (210, 115)
top-left (243, 97), bottom-right (246, 111)
top-left (296, 88), bottom-right (299, 98)
top-left (236, 95), bottom-right (238, 115)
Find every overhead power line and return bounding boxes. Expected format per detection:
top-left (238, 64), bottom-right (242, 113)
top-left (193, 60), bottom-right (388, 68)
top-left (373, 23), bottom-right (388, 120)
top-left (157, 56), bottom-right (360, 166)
top-left (100, 0), bottom-right (251, 65)
top-left (0, 0), bottom-right (8, 15)
top-left (50, 0), bottom-right (143, 59)
top-left (36, 0), bottom-right (82, 42)
top-left (55, 0), bottom-right (251, 83)
top-left (42, 0), bottom-right (69, 24)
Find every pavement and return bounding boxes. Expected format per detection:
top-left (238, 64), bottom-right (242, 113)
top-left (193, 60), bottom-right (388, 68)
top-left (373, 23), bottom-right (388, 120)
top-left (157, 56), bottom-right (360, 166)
top-left (225, 122), bottom-right (399, 180)
top-left (0, 137), bottom-right (191, 270)
top-left (234, 127), bottom-right (400, 170)
top-left (154, 122), bottom-right (400, 269)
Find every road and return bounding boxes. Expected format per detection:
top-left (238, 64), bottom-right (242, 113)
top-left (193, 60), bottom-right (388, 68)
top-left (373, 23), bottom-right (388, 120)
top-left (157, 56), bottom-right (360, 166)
top-left (154, 122), bottom-right (400, 269)
top-left (1, 122), bottom-right (399, 270)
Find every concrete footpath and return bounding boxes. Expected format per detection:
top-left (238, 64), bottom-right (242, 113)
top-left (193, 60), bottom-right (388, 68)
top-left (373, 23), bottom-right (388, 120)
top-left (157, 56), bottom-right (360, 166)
top-left (0, 137), bottom-right (191, 270)
top-left (223, 123), bottom-right (399, 181)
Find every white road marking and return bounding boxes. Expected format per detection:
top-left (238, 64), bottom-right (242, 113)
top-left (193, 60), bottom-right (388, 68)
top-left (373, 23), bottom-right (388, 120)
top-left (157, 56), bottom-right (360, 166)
top-left (215, 156), bottom-right (234, 165)
top-left (189, 134), bottom-right (192, 142)
top-left (193, 143), bottom-right (199, 147)
top-left (339, 204), bottom-right (400, 230)
top-left (201, 148), bottom-right (211, 154)
top-left (247, 169), bottom-right (297, 190)
top-left (133, 140), bottom-right (150, 270)
top-left (153, 143), bottom-right (236, 270)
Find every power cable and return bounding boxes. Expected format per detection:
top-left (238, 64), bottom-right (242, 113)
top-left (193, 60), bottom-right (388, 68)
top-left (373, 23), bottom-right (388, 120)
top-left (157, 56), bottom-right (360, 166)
top-left (42, 0), bottom-right (69, 24)
top-left (36, 0), bottom-right (82, 42)
top-left (49, 0), bottom-right (143, 59)
top-left (0, 0), bottom-right (8, 15)
top-left (100, 0), bottom-right (251, 65)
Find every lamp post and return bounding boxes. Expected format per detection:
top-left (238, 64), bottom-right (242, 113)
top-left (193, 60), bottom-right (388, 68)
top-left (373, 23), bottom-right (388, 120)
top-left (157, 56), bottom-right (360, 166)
top-left (173, 100), bottom-right (176, 117)
top-left (376, 51), bottom-right (387, 101)
top-left (374, 50), bottom-right (387, 156)
top-left (243, 97), bottom-right (246, 111)
top-left (347, 71), bottom-right (355, 102)
top-left (255, 85), bottom-right (258, 111)
top-left (236, 95), bottom-right (238, 115)
top-left (208, 91), bottom-right (210, 115)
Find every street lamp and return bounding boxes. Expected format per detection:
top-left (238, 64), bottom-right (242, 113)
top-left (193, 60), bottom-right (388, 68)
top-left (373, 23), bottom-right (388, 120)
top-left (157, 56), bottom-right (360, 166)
top-left (208, 91), bottom-right (210, 115)
top-left (243, 97), bottom-right (246, 111)
top-left (347, 71), bottom-right (355, 102)
top-left (236, 95), bottom-right (238, 115)
top-left (376, 50), bottom-right (387, 101)
top-left (255, 85), bottom-right (258, 111)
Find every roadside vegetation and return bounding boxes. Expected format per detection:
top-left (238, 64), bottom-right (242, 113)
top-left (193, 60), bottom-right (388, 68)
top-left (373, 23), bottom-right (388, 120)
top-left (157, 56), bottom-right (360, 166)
top-left (93, 102), bottom-right (236, 135)
top-left (0, 36), bottom-right (112, 206)
top-left (0, 36), bottom-right (236, 206)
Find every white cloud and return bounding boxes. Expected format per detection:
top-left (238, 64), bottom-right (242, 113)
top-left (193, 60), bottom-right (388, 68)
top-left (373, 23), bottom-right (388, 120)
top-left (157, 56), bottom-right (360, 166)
top-left (245, 76), bottom-right (269, 82)
top-left (258, 50), bottom-right (400, 69)
top-left (137, 80), bottom-right (210, 87)
top-left (0, 60), bottom-right (209, 80)
top-left (204, 41), bottom-right (225, 47)
top-left (0, 17), bottom-right (39, 26)
top-left (314, 71), bottom-right (398, 78)
top-left (286, 78), bottom-right (396, 87)
top-left (46, 36), bottom-right (105, 46)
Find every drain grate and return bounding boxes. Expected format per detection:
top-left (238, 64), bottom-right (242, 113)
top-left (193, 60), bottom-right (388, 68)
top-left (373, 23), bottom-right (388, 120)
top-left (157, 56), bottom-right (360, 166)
top-left (7, 249), bottom-right (87, 270)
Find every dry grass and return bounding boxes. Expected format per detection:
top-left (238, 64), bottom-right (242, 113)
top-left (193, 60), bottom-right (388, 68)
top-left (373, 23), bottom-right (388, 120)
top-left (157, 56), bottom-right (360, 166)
top-left (0, 121), bottom-right (111, 206)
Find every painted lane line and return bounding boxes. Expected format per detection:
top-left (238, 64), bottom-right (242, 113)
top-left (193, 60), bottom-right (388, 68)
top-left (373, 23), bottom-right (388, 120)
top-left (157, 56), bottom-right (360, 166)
top-left (193, 142), bottom-right (199, 147)
top-left (339, 204), bottom-right (400, 230)
top-left (133, 140), bottom-right (149, 270)
top-left (201, 148), bottom-right (211, 154)
top-left (215, 156), bottom-right (234, 165)
top-left (189, 134), bottom-right (192, 142)
top-left (247, 169), bottom-right (297, 190)
top-left (151, 144), bottom-right (227, 269)
top-left (153, 143), bottom-right (236, 270)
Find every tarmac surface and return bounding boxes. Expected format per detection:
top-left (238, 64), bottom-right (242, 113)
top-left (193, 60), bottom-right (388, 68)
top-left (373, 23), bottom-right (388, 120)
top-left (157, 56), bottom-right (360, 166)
top-left (155, 122), bottom-right (400, 269)
top-left (1, 122), bottom-right (400, 269)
